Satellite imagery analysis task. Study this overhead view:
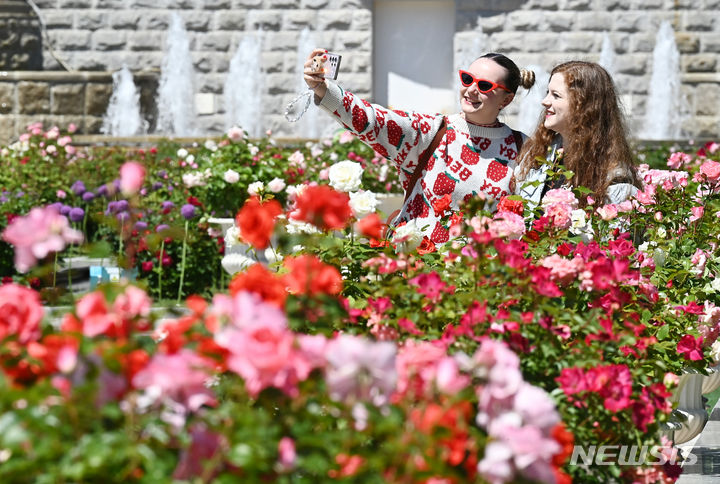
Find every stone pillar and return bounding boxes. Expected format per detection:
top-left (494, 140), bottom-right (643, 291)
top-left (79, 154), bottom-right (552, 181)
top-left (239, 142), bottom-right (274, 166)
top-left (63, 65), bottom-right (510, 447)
top-left (0, 0), bottom-right (43, 70)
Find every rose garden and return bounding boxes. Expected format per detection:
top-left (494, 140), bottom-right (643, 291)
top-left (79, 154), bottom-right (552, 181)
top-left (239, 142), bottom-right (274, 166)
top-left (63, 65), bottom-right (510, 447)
top-left (1, 121), bottom-right (720, 483)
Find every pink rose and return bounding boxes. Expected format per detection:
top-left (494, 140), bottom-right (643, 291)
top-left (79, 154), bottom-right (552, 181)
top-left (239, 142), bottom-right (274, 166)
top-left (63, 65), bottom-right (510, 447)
top-left (76, 291), bottom-right (119, 337)
top-left (0, 283), bottom-right (43, 344)
top-left (1, 205), bottom-right (83, 273)
top-left (120, 161), bottom-right (146, 195)
top-left (133, 349), bottom-right (216, 412)
top-left (544, 203), bottom-right (572, 229)
top-left (700, 160), bottom-right (720, 182)
top-left (277, 437), bottom-right (296, 470)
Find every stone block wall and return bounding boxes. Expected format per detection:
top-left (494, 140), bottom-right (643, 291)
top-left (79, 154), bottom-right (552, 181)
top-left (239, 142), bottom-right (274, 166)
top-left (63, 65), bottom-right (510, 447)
top-left (4, 0), bottom-right (720, 141)
top-left (0, 71), bottom-right (158, 142)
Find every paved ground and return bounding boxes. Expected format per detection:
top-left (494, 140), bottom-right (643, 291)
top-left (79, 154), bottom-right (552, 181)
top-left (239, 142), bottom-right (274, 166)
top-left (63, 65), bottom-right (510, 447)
top-left (678, 403), bottom-right (720, 483)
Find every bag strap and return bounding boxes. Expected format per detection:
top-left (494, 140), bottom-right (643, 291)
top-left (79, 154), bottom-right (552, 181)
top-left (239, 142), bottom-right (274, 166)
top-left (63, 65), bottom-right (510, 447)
top-left (403, 117), bottom-right (447, 205)
top-left (511, 129), bottom-right (524, 154)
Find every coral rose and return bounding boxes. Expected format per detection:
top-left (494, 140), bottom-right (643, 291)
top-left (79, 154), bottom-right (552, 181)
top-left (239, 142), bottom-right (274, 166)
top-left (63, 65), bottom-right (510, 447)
top-left (283, 255), bottom-right (342, 296)
top-left (229, 263), bottom-right (287, 308)
top-left (291, 185), bottom-right (352, 231)
top-left (235, 196), bottom-right (282, 249)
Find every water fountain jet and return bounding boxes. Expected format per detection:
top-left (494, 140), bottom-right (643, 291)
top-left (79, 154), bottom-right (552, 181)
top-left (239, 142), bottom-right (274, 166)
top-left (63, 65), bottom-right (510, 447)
top-left (101, 66), bottom-right (147, 137)
top-left (224, 31), bottom-right (264, 138)
top-left (640, 21), bottom-right (683, 140)
top-left (156, 13), bottom-right (196, 136)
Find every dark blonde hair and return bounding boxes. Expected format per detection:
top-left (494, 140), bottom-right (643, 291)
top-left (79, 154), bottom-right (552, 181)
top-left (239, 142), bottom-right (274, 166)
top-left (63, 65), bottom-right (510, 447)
top-left (480, 53), bottom-right (536, 93)
top-left (518, 61), bottom-right (639, 204)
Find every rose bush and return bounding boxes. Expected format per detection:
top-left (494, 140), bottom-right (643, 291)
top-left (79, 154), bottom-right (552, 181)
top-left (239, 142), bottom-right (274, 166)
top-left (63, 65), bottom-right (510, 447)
top-left (1, 122), bottom-right (719, 482)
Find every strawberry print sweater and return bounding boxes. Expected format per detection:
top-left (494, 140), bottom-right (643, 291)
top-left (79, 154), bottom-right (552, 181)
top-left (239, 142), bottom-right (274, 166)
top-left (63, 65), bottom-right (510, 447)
top-left (318, 81), bottom-right (525, 244)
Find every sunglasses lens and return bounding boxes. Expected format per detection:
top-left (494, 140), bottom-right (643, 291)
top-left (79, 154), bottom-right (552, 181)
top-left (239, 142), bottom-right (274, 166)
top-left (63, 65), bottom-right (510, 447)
top-left (476, 80), bottom-right (494, 92)
top-left (460, 73), bottom-right (474, 86)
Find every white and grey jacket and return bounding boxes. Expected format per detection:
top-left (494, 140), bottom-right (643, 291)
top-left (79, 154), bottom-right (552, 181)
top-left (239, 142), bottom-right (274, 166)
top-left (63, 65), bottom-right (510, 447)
top-left (514, 139), bottom-right (638, 210)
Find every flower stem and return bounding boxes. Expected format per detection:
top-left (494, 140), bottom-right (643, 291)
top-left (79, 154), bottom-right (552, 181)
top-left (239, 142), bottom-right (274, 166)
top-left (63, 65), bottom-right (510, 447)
top-left (177, 220), bottom-right (189, 305)
top-left (158, 239), bottom-right (164, 302)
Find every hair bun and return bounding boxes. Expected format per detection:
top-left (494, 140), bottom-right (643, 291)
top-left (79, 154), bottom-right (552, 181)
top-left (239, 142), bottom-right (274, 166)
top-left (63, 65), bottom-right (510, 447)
top-left (520, 69), bottom-right (536, 90)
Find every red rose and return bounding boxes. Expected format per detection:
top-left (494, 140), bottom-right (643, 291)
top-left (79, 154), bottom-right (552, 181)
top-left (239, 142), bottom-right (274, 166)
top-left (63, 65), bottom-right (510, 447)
top-left (235, 196), bottom-right (282, 249)
top-left (357, 213), bottom-right (385, 240)
top-left (229, 263), bottom-right (287, 308)
top-left (497, 196), bottom-right (524, 216)
top-left (283, 255), bottom-right (342, 296)
top-left (291, 185), bottom-right (352, 231)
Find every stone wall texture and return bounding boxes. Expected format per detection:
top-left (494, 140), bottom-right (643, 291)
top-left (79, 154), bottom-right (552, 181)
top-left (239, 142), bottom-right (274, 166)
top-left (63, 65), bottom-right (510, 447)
top-left (4, 0), bottom-right (720, 140)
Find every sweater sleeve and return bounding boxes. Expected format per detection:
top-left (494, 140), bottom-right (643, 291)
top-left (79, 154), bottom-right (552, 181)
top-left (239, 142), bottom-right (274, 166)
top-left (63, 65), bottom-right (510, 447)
top-left (318, 81), bottom-right (444, 187)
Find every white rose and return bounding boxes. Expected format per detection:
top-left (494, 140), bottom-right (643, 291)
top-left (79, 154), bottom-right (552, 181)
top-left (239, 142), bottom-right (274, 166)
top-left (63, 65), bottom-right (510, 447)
top-left (224, 169), bottom-right (240, 184)
top-left (329, 160), bottom-right (364, 192)
top-left (177, 148), bottom-right (188, 159)
top-left (656, 227), bottom-right (667, 239)
top-left (248, 144), bottom-right (259, 156)
top-left (186, 154), bottom-right (195, 164)
top-left (204, 139), bottom-right (218, 151)
top-left (221, 253), bottom-right (254, 275)
top-left (392, 219), bottom-right (423, 252)
top-left (264, 247), bottom-right (283, 264)
top-left (248, 181), bottom-right (264, 196)
top-left (653, 248), bottom-right (667, 267)
top-left (711, 277), bottom-right (720, 293)
top-left (570, 209), bottom-right (587, 229)
top-left (182, 172), bottom-right (207, 188)
top-left (267, 177), bottom-right (286, 193)
top-left (224, 226), bottom-right (241, 249)
top-left (711, 340), bottom-right (720, 363)
top-left (349, 190), bottom-right (379, 216)
top-left (285, 218), bottom-right (319, 235)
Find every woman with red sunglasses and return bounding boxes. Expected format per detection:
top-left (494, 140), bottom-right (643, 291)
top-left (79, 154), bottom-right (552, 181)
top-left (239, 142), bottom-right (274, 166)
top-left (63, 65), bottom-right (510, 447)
top-left (513, 61), bottom-right (641, 210)
top-left (303, 50), bottom-right (535, 245)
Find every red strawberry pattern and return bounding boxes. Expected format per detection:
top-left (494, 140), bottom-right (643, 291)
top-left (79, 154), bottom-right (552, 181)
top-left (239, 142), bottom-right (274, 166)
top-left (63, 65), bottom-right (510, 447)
top-left (371, 143), bottom-right (389, 159)
top-left (352, 105), bottom-right (369, 132)
top-left (430, 222), bottom-right (449, 243)
top-left (486, 159), bottom-right (509, 182)
top-left (433, 172), bottom-right (457, 196)
top-left (460, 144), bottom-right (480, 165)
top-left (321, 84), bottom-right (523, 245)
top-left (408, 193), bottom-right (429, 219)
top-left (446, 128), bottom-right (456, 144)
top-left (386, 120), bottom-right (405, 149)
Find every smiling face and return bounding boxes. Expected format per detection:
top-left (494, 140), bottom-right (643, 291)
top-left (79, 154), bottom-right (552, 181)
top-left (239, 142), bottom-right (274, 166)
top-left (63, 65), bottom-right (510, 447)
top-left (542, 73), bottom-right (572, 138)
top-left (460, 57), bottom-right (514, 125)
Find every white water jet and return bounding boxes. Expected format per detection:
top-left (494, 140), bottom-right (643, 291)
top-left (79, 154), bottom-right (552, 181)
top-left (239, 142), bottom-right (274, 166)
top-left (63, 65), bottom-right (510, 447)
top-left (293, 27), bottom-right (322, 139)
top-left (156, 13), bottom-right (196, 136)
top-left (640, 21), bottom-right (682, 140)
top-left (515, 64), bottom-right (550, 136)
top-left (224, 32), bottom-right (264, 138)
top-left (598, 32), bottom-right (617, 78)
top-left (101, 66), bottom-right (147, 136)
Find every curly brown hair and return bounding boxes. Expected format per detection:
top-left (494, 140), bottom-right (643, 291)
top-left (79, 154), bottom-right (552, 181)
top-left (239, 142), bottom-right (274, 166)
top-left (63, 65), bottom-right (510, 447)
top-left (517, 61), bottom-right (640, 204)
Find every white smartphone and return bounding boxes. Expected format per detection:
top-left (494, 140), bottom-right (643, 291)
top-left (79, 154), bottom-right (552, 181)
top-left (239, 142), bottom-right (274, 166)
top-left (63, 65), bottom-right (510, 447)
top-left (322, 53), bottom-right (342, 80)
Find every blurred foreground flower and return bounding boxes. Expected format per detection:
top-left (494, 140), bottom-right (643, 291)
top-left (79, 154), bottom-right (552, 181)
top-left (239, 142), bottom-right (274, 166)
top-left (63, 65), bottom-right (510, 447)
top-left (2, 205), bottom-right (83, 272)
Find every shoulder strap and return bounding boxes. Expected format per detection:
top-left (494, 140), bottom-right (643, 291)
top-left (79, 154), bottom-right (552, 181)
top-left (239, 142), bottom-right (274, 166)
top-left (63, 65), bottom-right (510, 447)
top-left (512, 129), bottom-right (524, 154)
top-left (403, 117), bottom-right (447, 204)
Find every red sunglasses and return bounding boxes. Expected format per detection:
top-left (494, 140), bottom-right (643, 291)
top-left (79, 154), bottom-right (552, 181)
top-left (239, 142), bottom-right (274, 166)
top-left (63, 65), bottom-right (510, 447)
top-left (458, 70), bottom-right (511, 93)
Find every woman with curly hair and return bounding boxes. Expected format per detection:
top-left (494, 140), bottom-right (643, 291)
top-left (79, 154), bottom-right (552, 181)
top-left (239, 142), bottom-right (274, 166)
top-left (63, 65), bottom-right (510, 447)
top-left (513, 61), bottom-right (641, 209)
